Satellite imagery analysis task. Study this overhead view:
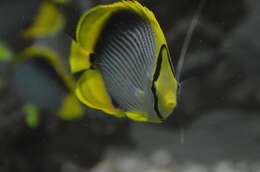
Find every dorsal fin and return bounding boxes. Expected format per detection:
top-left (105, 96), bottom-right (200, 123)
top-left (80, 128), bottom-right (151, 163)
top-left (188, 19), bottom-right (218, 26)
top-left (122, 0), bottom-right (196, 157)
top-left (70, 1), bottom-right (160, 73)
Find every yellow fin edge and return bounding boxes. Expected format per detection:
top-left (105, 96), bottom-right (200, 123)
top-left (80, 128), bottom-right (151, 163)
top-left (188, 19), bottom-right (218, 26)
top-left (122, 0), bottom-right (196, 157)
top-left (21, 1), bottom-right (65, 38)
top-left (75, 69), bottom-right (125, 117)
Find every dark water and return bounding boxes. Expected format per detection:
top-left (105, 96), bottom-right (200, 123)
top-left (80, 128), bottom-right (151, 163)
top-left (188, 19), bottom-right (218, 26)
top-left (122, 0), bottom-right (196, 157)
top-left (0, 0), bottom-right (260, 171)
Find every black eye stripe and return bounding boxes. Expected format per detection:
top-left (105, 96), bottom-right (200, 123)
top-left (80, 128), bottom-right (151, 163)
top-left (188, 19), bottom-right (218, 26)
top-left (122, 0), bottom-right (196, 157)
top-left (151, 44), bottom-right (166, 120)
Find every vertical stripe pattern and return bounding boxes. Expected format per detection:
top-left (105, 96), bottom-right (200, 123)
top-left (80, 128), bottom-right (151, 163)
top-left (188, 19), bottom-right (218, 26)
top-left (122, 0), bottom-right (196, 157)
top-left (94, 10), bottom-right (157, 117)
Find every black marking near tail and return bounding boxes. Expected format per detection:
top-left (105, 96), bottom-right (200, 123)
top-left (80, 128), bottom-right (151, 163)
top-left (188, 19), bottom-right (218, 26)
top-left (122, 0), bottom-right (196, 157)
top-left (151, 45), bottom-right (166, 120)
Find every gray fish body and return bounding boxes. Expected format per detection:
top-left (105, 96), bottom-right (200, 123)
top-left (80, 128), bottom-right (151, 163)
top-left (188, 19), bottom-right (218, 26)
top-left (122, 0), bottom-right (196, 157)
top-left (94, 11), bottom-right (159, 121)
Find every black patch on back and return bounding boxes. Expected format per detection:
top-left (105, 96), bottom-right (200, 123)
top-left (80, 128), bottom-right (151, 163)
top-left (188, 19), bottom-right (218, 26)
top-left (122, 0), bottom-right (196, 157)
top-left (93, 10), bottom-right (146, 63)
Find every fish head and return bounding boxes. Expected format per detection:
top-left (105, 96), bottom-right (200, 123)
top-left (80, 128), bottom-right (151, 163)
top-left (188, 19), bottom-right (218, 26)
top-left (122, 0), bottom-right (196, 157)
top-left (152, 45), bottom-right (178, 121)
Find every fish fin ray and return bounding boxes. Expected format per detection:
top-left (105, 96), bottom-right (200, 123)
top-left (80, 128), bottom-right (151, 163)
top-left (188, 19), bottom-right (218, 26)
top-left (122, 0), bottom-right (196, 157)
top-left (75, 69), bottom-right (125, 117)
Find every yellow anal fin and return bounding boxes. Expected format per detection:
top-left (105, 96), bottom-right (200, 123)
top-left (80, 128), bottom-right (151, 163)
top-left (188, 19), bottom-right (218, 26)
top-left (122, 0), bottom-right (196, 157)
top-left (75, 69), bottom-right (125, 117)
top-left (58, 93), bottom-right (85, 120)
top-left (125, 112), bottom-right (148, 122)
top-left (72, 1), bottom-right (158, 73)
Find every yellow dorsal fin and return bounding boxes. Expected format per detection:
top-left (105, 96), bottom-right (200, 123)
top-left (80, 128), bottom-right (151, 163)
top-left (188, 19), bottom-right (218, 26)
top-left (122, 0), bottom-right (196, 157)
top-left (76, 0), bottom-right (155, 50)
top-left (70, 0), bottom-right (157, 73)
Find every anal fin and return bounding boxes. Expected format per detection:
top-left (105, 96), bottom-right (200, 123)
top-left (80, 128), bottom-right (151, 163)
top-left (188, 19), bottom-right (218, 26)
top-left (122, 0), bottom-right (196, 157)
top-left (75, 69), bottom-right (125, 117)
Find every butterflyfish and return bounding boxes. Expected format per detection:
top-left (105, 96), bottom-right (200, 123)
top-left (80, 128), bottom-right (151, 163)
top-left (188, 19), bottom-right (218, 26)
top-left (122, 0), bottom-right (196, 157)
top-left (69, 0), bottom-right (203, 123)
top-left (19, 45), bottom-right (85, 120)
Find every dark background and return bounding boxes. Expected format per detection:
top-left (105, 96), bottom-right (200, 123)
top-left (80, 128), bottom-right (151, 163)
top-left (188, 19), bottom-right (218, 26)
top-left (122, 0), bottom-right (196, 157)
top-left (0, 0), bottom-right (260, 171)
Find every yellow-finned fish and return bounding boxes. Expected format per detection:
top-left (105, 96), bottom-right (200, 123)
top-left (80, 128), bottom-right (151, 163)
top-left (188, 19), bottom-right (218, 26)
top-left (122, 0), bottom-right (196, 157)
top-left (19, 45), bottom-right (85, 121)
top-left (70, 1), bottom-right (178, 123)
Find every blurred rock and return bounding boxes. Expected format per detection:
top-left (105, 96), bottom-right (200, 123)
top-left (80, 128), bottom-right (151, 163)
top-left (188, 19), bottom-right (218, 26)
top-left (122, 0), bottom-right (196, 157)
top-left (181, 164), bottom-right (208, 172)
top-left (61, 162), bottom-right (86, 172)
top-left (89, 147), bottom-right (260, 172)
top-left (213, 162), bottom-right (235, 172)
top-left (149, 149), bottom-right (172, 167)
